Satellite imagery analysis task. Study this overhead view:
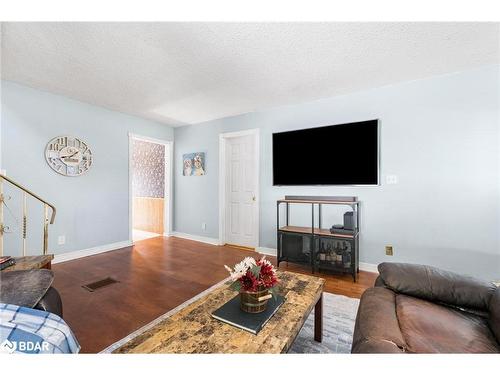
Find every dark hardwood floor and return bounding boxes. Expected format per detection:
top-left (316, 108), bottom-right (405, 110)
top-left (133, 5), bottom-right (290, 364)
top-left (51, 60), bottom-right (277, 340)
top-left (52, 236), bottom-right (376, 353)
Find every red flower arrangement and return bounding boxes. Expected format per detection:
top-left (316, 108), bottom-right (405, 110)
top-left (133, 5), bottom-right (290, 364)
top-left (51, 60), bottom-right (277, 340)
top-left (224, 256), bottom-right (279, 294)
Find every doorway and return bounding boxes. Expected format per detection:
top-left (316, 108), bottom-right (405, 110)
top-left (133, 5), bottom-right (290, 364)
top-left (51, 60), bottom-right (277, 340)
top-left (219, 129), bottom-right (260, 249)
top-left (129, 134), bottom-right (173, 243)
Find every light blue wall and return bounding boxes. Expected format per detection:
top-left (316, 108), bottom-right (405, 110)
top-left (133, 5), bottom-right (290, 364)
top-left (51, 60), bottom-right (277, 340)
top-left (174, 65), bottom-right (500, 281)
top-left (1, 81), bottom-right (173, 255)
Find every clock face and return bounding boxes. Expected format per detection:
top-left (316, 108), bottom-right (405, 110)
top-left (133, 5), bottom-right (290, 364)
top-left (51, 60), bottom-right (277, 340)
top-left (45, 136), bottom-right (93, 176)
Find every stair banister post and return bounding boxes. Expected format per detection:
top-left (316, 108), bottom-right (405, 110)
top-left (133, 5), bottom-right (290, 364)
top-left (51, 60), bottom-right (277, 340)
top-left (22, 192), bottom-right (27, 256)
top-left (0, 176), bottom-right (3, 256)
top-left (43, 204), bottom-right (49, 255)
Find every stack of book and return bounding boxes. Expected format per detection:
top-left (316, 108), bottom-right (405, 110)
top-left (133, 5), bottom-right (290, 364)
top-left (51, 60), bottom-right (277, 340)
top-left (0, 256), bottom-right (16, 271)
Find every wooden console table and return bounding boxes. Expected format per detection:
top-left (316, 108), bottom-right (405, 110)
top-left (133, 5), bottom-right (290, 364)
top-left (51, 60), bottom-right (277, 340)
top-left (112, 271), bottom-right (324, 353)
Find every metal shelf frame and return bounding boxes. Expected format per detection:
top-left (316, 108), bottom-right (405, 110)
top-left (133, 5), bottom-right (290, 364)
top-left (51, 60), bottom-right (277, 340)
top-left (276, 198), bottom-right (360, 282)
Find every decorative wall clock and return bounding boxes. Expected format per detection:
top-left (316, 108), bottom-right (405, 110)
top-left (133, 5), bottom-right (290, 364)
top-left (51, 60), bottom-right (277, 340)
top-left (45, 136), bottom-right (93, 176)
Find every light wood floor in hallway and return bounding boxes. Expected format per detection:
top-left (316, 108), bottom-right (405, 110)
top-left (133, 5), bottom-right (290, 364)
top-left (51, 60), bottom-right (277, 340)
top-left (52, 236), bottom-right (377, 353)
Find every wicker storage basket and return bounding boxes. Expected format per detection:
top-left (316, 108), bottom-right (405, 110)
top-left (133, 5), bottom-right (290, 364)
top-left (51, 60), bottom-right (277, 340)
top-left (240, 287), bottom-right (272, 313)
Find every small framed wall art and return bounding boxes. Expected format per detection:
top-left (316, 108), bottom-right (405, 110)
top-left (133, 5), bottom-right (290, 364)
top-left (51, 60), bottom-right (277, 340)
top-left (183, 152), bottom-right (205, 176)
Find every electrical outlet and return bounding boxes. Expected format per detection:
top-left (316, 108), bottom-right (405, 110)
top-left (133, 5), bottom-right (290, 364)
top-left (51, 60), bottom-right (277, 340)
top-left (201, 222), bottom-right (207, 231)
top-left (57, 235), bottom-right (66, 245)
top-left (385, 245), bottom-right (393, 256)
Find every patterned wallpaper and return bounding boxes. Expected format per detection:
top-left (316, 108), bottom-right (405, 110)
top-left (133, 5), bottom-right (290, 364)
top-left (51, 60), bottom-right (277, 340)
top-left (131, 139), bottom-right (165, 198)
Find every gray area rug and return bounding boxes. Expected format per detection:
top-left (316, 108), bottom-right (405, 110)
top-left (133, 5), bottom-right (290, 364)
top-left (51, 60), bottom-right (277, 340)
top-left (102, 278), bottom-right (360, 354)
top-left (290, 292), bottom-right (359, 353)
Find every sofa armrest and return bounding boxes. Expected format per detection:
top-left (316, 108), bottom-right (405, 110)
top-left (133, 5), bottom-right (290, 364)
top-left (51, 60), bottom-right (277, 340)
top-left (352, 338), bottom-right (405, 353)
top-left (378, 262), bottom-right (496, 311)
top-left (34, 287), bottom-right (63, 317)
top-left (374, 276), bottom-right (385, 287)
top-left (352, 287), bottom-right (407, 353)
top-left (489, 288), bottom-right (500, 343)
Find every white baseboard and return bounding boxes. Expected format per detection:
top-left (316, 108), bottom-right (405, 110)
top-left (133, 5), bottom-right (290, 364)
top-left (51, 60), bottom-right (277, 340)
top-left (52, 240), bottom-right (133, 264)
top-left (170, 232), bottom-right (220, 246)
top-left (256, 246), bottom-right (379, 273)
top-left (51, 236), bottom-right (380, 274)
top-left (256, 247), bottom-right (277, 256)
top-left (359, 262), bottom-right (379, 273)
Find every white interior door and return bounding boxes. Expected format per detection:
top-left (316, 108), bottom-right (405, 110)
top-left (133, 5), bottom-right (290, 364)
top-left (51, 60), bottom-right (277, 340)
top-left (225, 134), bottom-right (258, 247)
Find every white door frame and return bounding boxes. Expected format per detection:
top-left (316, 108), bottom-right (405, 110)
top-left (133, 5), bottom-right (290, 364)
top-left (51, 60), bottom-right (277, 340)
top-left (128, 133), bottom-right (174, 241)
top-left (219, 128), bottom-right (260, 247)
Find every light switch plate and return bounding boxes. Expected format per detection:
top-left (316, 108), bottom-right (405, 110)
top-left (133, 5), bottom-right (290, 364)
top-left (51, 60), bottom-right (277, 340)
top-left (385, 175), bottom-right (398, 184)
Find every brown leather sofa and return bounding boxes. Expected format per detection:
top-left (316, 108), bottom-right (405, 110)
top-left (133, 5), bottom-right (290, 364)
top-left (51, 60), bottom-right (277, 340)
top-left (352, 263), bottom-right (500, 353)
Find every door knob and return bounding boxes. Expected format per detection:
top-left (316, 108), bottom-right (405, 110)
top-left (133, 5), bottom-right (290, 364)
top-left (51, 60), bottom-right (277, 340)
top-left (252, 196), bottom-right (256, 202)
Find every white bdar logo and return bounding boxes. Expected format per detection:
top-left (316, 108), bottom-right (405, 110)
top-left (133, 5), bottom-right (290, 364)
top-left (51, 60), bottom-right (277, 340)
top-left (0, 339), bottom-right (50, 353)
top-left (0, 339), bottom-right (16, 354)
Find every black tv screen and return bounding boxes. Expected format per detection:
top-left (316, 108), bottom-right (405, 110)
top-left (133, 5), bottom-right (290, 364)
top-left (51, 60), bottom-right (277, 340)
top-left (273, 120), bottom-right (379, 185)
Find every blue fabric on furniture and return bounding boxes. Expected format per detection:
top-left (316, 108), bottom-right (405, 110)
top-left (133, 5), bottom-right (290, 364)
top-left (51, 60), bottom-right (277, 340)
top-left (0, 303), bottom-right (80, 354)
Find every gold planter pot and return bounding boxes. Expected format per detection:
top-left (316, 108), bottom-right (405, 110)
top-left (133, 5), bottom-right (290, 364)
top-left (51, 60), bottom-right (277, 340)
top-left (240, 287), bottom-right (272, 313)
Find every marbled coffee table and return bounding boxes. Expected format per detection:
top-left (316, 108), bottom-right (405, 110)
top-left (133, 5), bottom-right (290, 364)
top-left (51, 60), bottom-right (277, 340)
top-left (2, 255), bottom-right (54, 272)
top-left (113, 271), bottom-right (325, 353)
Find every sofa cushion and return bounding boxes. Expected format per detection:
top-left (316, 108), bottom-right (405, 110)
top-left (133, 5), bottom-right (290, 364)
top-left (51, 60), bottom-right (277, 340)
top-left (489, 288), bottom-right (500, 343)
top-left (396, 294), bottom-right (500, 353)
top-left (352, 287), bottom-right (406, 353)
top-left (378, 263), bottom-right (496, 311)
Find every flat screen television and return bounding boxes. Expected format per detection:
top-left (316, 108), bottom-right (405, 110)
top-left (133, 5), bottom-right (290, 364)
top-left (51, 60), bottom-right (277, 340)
top-left (272, 120), bottom-right (379, 185)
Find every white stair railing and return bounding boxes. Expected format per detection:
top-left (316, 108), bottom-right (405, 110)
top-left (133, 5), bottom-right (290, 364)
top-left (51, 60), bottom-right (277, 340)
top-left (0, 174), bottom-right (56, 256)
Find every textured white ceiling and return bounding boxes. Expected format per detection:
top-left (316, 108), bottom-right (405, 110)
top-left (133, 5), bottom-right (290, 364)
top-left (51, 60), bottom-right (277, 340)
top-left (1, 22), bottom-right (499, 126)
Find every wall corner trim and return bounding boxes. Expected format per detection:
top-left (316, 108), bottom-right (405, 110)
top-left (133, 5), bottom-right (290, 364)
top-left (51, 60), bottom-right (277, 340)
top-left (52, 240), bottom-right (133, 264)
top-left (171, 232), bottom-right (220, 246)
